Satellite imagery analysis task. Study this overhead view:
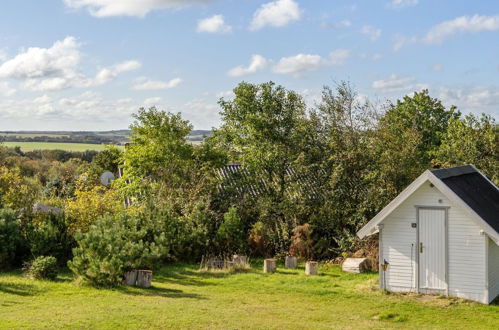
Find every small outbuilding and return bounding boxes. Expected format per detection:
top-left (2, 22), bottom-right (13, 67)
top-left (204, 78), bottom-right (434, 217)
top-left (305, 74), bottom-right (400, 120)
top-left (357, 165), bottom-right (499, 304)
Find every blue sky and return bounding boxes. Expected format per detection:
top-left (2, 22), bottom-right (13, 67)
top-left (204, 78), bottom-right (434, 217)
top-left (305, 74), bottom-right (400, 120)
top-left (0, 0), bottom-right (498, 130)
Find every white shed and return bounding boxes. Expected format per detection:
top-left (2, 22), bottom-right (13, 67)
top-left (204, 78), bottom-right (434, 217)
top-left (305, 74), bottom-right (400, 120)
top-left (357, 165), bottom-right (499, 304)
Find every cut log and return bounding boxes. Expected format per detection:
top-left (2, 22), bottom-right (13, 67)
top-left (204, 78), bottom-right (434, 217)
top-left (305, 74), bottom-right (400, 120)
top-left (263, 259), bottom-right (276, 273)
top-left (285, 256), bottom-right (297, 269)
top-left (136, 270), bottom-right (153, 288)
top-left (342, 258), bottom-right (370, 273)
top-left (123, 270), bottom-right (138, 286)
top-left (305, 261), bottom-right (318, 275)
top-left (232, 255), bottom-right (248, 266)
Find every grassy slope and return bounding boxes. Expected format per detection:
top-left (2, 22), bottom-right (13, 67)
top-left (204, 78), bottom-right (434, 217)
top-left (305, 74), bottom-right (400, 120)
top-left (1, 142), bottom-right (119, 152)
top-left (0, 262), bottom-right (498, 329)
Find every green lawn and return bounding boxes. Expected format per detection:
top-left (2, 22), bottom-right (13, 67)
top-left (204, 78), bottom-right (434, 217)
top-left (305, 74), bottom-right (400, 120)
top-left (0, 262), bottom-right (498, 329)
top-left (1, 142), bottom-right (122, 152)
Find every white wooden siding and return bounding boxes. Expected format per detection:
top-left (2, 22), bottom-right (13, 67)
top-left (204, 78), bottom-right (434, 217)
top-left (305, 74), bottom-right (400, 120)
top-left (381, 180), bottom-right (487, 303)
top-left (488, 239), bottom-right (499, 303)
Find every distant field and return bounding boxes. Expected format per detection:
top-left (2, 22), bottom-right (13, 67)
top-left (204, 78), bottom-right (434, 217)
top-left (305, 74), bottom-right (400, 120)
top-left (1, 142), bottom-right (120, 152)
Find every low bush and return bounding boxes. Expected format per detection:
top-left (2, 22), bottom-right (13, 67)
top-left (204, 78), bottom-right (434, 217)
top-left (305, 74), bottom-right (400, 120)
top-left (25, 256), bottom-right (58, 280)
top-left (68, 214), bottom-right (170, 286)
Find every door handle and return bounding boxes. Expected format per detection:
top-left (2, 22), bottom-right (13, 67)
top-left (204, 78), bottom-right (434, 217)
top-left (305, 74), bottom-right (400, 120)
top-left (420, 242), bottom-right (423, 253)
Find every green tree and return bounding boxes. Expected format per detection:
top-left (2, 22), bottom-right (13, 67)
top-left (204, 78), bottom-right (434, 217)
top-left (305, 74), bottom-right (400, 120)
top-left (435, 114), bottom-right (499, 184)
top-left (214, 81), bottom-right (308, 255)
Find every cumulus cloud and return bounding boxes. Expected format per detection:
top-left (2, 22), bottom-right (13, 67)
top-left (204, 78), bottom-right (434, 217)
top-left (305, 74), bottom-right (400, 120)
top-left (94, 60), bottom-right (142, 85)
top-left (227, 55), bottom-right (268, 77)
top-left (0, 37), bottom-right (141, 91)
top-left (132, 77), bottom-right (182, 90)
top-left (250, 0), bottom-right (302, 31)
top-left (361, 25), bottom-right (382, 41)
top-left (273, 49), bottom-right (349, 76)
top-left (372, 74), bottom-right (427, 93)
top-left (273, 54), bottom-right (323, 75)
top-left (388, 0), bottom-right (419, 9)
top-left (0, 36), bottom-right (80, 80)
top-left (197, 14), bottom-right (232, 34)
top-left (64, 0), bottom-right (216, 18)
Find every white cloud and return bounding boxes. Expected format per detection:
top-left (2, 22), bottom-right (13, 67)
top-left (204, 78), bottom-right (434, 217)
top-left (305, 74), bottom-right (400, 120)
top-left (64, 0), bottom-right (216, 18)
top-left (228, 55), bottom-right (268, 77)
top-left (132, 77), bottom-right (182, 90)
top-left (250, 0), bottom-right (302, 31)
top-left (273, 50), bottom-right (349, 76)
top-left (0, 82), bottom-right (16, 96)
top-left (437, 85), bottom-right (499, 111)
top-left (423, 15), bottom-right (499, 44)
top-left (388, 0), bottom-right (419, 9)
top-left (0, 36), bottom-right (80, 80)
top-left (197, 14), bottom-right (232, 34)
top-left (394, 15), bottom-right (499, 50)
top-left (216, 90), bottom-right (234, 98)
top-left (361, 25), bottom-right (381, 41)
top-left (94, 60), bottom-right (142, 85)
top-left (372, 74), bottom-right (427, 93)
top-left (0, 37), bottom-right (141, 91)
top-left (273, 54), bottom-right (324, 76)
top-left (144, 97), bottom-right (162, 105)
top-left (329, 49), bottom-right (350, 65)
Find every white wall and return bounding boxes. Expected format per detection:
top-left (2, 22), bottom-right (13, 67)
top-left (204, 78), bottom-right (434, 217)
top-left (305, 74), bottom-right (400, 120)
top-left (381, 180), bottom-right (487, 303)
top-left (488, 238), bottom-right (499, 303)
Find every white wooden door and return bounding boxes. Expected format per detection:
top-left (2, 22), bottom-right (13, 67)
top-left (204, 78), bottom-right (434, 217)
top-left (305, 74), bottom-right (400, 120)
top-left (418, 208), bottom-right (446, 292)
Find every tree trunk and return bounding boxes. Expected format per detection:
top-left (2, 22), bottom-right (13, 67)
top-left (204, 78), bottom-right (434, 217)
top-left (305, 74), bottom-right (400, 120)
top-left (123, 270), bottom-right (138, 286)
top-left (263, 259), bottom-right (276, 273)
top-left (305, 261), bottom-right (318, 275)
top-left (136, 270), bottom-right (153, 288)
top-left (285, 256), bottom-right (297, 269)
top-left (233, 255), bottom-right (248, 266)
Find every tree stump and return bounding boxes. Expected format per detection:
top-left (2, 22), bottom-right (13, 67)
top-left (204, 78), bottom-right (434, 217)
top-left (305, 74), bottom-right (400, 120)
top-left (136, 270), bottom-right (153, 288)
top-left (233, 255), bottom-right (248, 266)
top-left (285, 256), bottom-right (297, 269)
top-left (342, 258), bottom-right (371, 273)
top-left (305, 261), bottom-right (318, 275)
top-left (123, 270), bottom-right (138, 286)
top-left (263, 259), bottom-right (276, 273)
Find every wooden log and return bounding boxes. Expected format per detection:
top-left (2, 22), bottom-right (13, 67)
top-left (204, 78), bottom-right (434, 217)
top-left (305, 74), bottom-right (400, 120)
top-left (285, 256), bottom-right (297, 269)
top-left (263, 259), bottom-right (276, 273)
top-left (232, 255), bottom-right (248, 266)
top-left (136, 270), bottom-right (153, 288)
top-left (342, 258), bottom-right (370, 273)
top-left (123, 270), bottom-right (138, 286)
top-left (305, 261), bottom-right (318, 275)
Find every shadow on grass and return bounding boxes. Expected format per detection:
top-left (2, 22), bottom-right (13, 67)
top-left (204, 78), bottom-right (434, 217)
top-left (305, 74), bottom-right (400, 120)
top-left (0, 282), bottom-right (39, 296)
top-left (116, 285), bottom-right (206, 300)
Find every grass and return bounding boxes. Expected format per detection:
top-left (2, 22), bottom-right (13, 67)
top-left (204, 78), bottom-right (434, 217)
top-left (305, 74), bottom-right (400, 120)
top-left (0, 261), bottom-right (498, 329)
top-left (1, 142), bottom-right (123, 152)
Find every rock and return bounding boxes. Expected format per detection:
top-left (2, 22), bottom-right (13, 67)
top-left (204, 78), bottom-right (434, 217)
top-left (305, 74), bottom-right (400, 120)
top-left (285, 256), bottom-right (297, 269)
top-left (305, 261), bottom-right (318, 275)
top-left (342, 258), bottom-right (371, 273)
top-left (263, 259), bottom-right (276, 273)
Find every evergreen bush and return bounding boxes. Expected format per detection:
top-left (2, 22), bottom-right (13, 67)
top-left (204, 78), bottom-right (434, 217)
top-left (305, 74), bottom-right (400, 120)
top-left (25, 256), bottom-right (58, 280)
top-left (68, 214), bottom-right (170, 286)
